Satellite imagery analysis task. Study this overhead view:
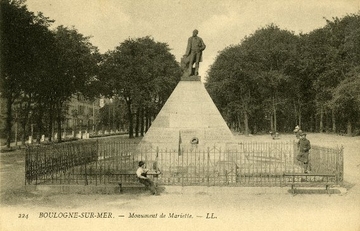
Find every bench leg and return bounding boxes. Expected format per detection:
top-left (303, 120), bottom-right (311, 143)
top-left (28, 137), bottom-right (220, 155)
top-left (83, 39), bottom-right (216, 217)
top-left (326, 185), bottom-right (330, 195)
top-left (118, 183), bottom-right (123, 193)
top-left (291, 185), bottom-right (295, 194)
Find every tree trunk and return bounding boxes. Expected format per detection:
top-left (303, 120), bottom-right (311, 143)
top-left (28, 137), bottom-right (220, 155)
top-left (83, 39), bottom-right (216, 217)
top-left (145, 107), bottom-right (150, 133)
top-left (253, 124), bottom-right (257, 134)
top-left (36, 114), bottom-right (42, 144)
top-left (57, 114), bottom-right (62, 142)
top-left (21, 121), bottom-right (26, 145)
top-left (126, 99), bottom-right (134, 138)
top-left (48, 106), bottom-right (53, 142)
top-left (298, 100), bottom-right (302, 128)
top-left (346, 121), bottom-right (352, 136)
top-left (293, 102), bottom-right (297, 126)
top-left (56, 101), bottom-right (63, 142)
top-left (5, 96), bottom-right (14, 148)
top-left (20, 102), bottom-right (30, 145)
top-left (135, 106), bottom-right (140, 137)
top-left (319, 106), bottom-right (324, 133)
top-left (310, 113), bottom-right (318, 131)
top-left (332, 108), bottom-right (336, 133)
top-left (140, 106), bottom-right (145, 136)
top-left (108, 105), bottom-right (111, 131)
top-left (325, 109), bottom-right (330, 132)
top-left (149, 115), bottom-right (152, 127)
top-left (244, 112), bottom-right (249, 135)
top-left (73, 119), bottom-right (77, 138)
top-left (272, 96), bottom-right (277, 132)
top-left (243, 103), bottom-right (249, 135)
top-left (237, 114), bottom-right (242, 133)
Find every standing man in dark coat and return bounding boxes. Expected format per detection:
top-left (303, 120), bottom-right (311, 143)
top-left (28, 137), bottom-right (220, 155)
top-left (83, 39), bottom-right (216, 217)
top-left (297, 133), bottom-right (311, 173)
top-left (184, 29), bottom-right (206, 76)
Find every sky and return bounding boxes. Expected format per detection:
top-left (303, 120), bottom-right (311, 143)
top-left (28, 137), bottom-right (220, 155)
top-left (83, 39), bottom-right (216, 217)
top-left (25, 0), bottom-right (360, 81)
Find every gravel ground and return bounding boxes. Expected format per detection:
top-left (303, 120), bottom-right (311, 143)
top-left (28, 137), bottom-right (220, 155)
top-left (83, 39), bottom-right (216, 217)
top-left (1, 133), bottom-right (359, 231)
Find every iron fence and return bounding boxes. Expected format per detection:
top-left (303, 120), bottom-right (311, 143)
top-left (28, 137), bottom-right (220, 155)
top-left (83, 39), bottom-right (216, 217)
top-left (25, 138), bottom-right (344, 187)
top-left (310, 145), bottom-right (344, 184)
top-left (25, 140), bottom-right (98, 184)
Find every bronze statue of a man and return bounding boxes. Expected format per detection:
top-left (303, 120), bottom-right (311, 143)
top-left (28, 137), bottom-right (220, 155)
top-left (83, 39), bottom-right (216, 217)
top-left (183, 29), bottom-right (206, 76)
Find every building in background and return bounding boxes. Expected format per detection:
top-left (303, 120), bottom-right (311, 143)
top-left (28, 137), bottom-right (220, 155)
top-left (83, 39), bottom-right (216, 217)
top-left (64, 94), bottom-right (101, 136)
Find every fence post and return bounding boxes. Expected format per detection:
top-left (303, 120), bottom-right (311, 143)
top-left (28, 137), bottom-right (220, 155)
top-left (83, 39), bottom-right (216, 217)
top-left (336, 146), bottom-right (344, 185)
top-left (293, 140), bottom-right (297, 173)
top-left (95, 139), bottom-right (98, 186)
top-left (207, 147), bottom-right (210, 187)
top-left (84, 154), bottom-right (88, 186)
top-left (35, 149), bottom-right (38, 185)
top-left (181, 148), bottom-right (184, 187)
top-left (340, 146), bottom-right (344, 184)
top-left (25, 147), bottom-right (28, 185)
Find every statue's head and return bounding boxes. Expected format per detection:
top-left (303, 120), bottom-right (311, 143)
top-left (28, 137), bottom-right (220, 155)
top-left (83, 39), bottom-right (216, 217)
top-left (192, 29), bottom-right (198, 36)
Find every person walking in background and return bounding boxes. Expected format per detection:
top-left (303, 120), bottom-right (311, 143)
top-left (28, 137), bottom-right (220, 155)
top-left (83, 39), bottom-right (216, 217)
top-left (293, 125), bottom-right (302, 139)
top-left (136, 161), bottom-right (157, 195)
top-left (297, 132), bottom-right (311, 173)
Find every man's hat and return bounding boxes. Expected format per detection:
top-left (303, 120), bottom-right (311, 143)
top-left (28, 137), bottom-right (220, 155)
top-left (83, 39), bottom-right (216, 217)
top-left (300, 132), bottom-right (307, 136)
top-left (138, 161), bottom-right (145, 167)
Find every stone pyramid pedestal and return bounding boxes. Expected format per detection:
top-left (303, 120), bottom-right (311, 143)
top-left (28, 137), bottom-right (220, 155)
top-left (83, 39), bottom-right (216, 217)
top-left (139, 75), bottom-right (235, 151)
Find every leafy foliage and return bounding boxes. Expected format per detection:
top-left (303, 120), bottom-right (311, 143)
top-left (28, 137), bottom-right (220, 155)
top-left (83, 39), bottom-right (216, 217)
top-left (1, 0), bottom-right (55, 146)
top-left (2, 2), bottom-right (360, 143)
top-left (206, 25), bottom-right (299, 134)
top-left (99, 36), bottom-right (181, 138)
top-left (206, 14), bottom-right (360, 135)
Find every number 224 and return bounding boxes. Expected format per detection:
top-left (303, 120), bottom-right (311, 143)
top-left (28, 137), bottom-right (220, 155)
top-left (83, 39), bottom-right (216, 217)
top-left (18, 214), bottom-right (28, 219)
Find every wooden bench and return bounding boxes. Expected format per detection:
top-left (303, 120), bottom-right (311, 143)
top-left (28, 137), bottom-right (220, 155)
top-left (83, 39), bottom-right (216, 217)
top-left (283, 173), bottom-right (337, 194)
top-left (116, 171), bottom-right (161, 193)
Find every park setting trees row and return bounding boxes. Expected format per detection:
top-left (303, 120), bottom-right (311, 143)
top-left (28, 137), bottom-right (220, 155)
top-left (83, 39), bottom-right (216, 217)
top-left (0, 0), bottom-right (181, 148)
top-left (98, 36), bottom-right (181, 139)
top-left (1, 0), bottom-right (359, 149)
top-left (1, 0), bottom-right (100, 147)
top-left (206, 14), bottom-right (360, 136)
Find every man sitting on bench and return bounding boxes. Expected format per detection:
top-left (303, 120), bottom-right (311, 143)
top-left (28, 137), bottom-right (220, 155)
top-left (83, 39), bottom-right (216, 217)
top-left (136, 161), bottom-right (157, 195)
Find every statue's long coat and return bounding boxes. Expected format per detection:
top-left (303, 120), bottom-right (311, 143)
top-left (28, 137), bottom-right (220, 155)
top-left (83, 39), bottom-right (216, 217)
top-left (184, 36), bottom-right (206, 62)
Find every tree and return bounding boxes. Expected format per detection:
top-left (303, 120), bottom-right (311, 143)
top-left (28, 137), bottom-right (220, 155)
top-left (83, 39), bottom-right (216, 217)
top-left (206, 25), bottom-right (299, 134)
top-left (0, 0), bottom-right (54, 147)
top-left (206, 45), bottom-right (261, 135)
top-left (301, 13), bottom-right (360, 134)
top-left (242, 25), bottom-right (299, 133)
top-left (50, 26), bottom-right (100, 142)
top-left (332, 69), bottom-right (360, 135)
top-left (99, 36), bottom-right (181, 138)
top-left (329, 14), bottom-right (360, 134)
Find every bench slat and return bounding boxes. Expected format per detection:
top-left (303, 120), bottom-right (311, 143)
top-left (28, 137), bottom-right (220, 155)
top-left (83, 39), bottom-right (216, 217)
top-left (283, 172), bottom-right (336, 194)
top-left (283, 173), bottom-right (336, 177)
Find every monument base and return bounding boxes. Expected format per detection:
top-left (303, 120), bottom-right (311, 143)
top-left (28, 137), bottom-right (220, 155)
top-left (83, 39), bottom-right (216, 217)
top-left (139, 79), bottom-right (235, 151)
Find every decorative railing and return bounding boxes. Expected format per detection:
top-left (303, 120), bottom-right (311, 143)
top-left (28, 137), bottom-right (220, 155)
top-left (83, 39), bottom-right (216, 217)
top-left (25, 140), bottom-right (98, 184)
top-left (309, 145), bottom-right (344, 184)
top-left (25, 138), bottom-right (344, 187)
